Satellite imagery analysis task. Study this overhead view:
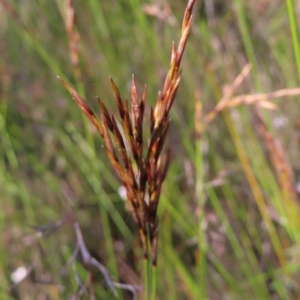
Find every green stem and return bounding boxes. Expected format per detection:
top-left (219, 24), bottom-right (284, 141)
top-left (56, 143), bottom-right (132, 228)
top-left (144, 255), bottom-right (150, 300)
top-left (286, 0), bottom-right (300, 82)
top-left (195, 137), bottom-right (207, 299)
top-left (151, 263), bottom-right (157, 300)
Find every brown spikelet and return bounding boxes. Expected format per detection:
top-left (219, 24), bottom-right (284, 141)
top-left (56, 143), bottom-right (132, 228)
top-left (150, 107), bottom-right (155, 134)
top-left (122, 98), bottom-right (138, 162)
top-left (101, 122), bottom-right (124, 180)
top-left (111, 115), bottom-right (129, 168)
top-left (58, 77), bottom-right (102, 135)
top-left (177, 17), bottom-right (192, 66)
top-left (166, 75), bottom-right (181, 115)
top-left (136, 85), bottom-right (146, 158)
top-left (154, 121), bottom-right (170, 161)
top-left (182, 0), bottom-right (195, 31)
top-left (98, 97), bottom-right (113, 132)
top-left (110, 77), bottom-right (124, 118)
top-left (140, 85), bottom-right (146, 121)
top-left (131, 75), bottom-right (139, 139)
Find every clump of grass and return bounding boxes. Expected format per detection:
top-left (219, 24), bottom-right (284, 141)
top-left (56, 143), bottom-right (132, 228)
top-left (59, 0), bottom-right (196, 298)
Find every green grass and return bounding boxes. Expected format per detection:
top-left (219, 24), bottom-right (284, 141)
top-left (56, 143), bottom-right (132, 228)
top-left (1, 0), bottom-right (300, 299)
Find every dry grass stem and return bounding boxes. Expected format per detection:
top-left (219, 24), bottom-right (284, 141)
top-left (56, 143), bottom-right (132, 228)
top-left (64, 0), bottom-right (81, 80)
top-left (227, 87), bottom-right (300, 108)
top-left (202, 64), bottom-right (300, 131)
top-left (203, 63), bottom-right (252, 128)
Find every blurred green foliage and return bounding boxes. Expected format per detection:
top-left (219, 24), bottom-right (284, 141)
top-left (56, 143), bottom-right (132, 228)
top-left (1, 0), bottom-right (300, 299)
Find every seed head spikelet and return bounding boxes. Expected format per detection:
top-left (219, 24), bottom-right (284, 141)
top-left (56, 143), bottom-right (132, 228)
top-left (58, 77), bottom-right (103, 135)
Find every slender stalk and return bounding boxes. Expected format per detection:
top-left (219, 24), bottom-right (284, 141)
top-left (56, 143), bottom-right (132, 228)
top-left (151, 263), bottom-right (157, 300)
top-left (286, 0), bottom-right (300, 82)
top-left (144, 254), bottom-right (150, 300)
top-left (223, 110), bottom-right (286, 266)
top-left (233, 0), bottom-right (260, 88)
top-left (195, 94), bottom-right (207, 299)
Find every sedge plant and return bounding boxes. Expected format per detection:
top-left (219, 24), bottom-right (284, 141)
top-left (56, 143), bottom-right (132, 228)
top-left (59, 0), bottom-right (196, 298)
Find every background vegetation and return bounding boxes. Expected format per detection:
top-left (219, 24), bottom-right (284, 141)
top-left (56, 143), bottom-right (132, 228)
top-left (1, 0), bottom-right (300, 299)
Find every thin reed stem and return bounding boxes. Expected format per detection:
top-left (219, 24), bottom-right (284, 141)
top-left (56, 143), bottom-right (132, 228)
top-left (151, 263), bottom-right (157, 300)
top-left (286, 0), bottom-right (300, 82)
top-left (144, 255), bottom-right (150, 300)
top-left (195, 92), bottom-right (207, 299)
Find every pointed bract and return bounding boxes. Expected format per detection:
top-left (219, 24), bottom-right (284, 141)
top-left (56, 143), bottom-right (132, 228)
top-left (58, 77), bottom-right (102, 135)
top-left (110, 77), bottom-right (125, 119)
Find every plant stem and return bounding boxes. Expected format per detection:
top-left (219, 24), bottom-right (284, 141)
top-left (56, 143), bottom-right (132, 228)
top-left (196, 137), bottom-right (207, 299)
top-left (286, 0), bottom-right (300, 82)
top-left (195, 92), bottom-right (207, 299)
top-left (151, 263), bottom-right (157, 300)
top-left (144, 255), bottom-right (150, 300)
